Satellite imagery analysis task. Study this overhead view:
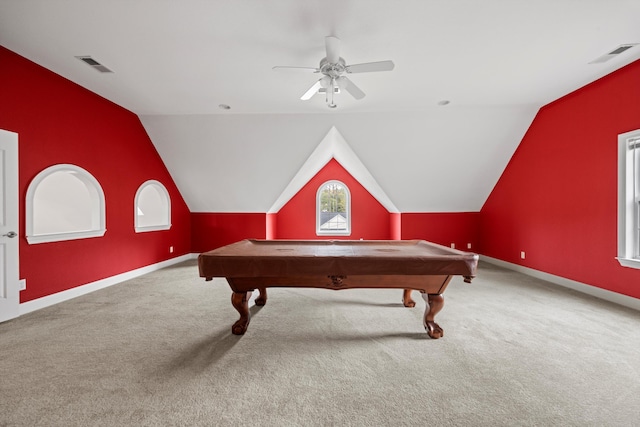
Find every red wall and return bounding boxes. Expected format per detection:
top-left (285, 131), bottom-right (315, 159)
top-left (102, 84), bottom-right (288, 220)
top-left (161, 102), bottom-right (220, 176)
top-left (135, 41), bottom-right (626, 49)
top-left (189, 161), bottom-right (481, 252)
top-left (401, 212), bottom-right (479, 250)
top-left (191, 213), bottom-right (266, 253)
top-left (9, 41), bottom-right (639, 305)
top-left (390, 212), bottom-right (401, 240)
top-left (274, 158), bottom-right (392, 240)
top-left (0, 46), bottom-right (191, 302)
top-left (480, 59), bottom-right (640, 299)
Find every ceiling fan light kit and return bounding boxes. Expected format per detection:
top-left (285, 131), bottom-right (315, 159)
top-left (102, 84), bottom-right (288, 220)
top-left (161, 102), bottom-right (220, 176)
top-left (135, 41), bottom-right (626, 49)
top-left (273, 36), bottom-right (394, 108)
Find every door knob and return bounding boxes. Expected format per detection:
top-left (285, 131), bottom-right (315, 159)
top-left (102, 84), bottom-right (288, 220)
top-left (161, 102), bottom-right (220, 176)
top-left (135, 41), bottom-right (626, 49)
top-left (2, 231), bottom-right (17, 238)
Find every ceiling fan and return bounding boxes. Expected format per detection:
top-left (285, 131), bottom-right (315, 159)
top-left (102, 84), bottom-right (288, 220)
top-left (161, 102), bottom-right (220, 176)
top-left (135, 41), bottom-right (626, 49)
top-left (273, 36), bottom-right (394, 108)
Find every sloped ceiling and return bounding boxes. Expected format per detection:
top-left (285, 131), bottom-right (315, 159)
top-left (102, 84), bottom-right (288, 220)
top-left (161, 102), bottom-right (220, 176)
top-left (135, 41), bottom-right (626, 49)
top-left (141, 108), bottom-right (536, 212)
top-left (267, 126), bottom-right (400, 214)
top-left (1, 1), bottom-right (640, 212)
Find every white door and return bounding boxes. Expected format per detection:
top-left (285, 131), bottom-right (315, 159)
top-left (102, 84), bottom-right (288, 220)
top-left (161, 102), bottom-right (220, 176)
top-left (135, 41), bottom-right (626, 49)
top-left (0, 129), bottom-right (19, 322)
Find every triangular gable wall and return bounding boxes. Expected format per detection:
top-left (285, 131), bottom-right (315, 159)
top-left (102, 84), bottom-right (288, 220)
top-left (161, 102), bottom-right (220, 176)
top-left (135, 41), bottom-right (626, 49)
top-left (267, 126), bottom-right (399, 214)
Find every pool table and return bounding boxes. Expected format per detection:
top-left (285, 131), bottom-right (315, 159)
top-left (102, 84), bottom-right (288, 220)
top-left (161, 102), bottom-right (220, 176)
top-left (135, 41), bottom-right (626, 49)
top-left (198, 239), bottom-right (478, 338)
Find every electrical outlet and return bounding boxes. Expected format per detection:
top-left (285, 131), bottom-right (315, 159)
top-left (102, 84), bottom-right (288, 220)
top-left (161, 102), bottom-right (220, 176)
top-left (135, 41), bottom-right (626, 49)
top-left (450, 243), bottom-right (455, 249)
top-left (521, 251), bottom-right (526, 259)
top-left (19, 279), bottom-right (26, 291)
top-left (169, 246), bottom-right (174, 253)
top-left (467, 243), bottom-right (472, 249)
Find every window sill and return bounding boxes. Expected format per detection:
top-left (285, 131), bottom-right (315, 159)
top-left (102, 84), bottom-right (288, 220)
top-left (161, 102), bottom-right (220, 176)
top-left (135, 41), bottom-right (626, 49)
top-left (616, 257), bottom-right (640, 269)
top-left (135, 224), bottom-right (171, 233)
top-left (316, 230), bottom-right (351, 236)
top-left (27, 229), bottom-right (106, 244)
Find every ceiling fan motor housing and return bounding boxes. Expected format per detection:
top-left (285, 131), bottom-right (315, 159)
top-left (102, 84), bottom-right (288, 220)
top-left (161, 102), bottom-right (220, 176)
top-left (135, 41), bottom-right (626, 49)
top-left (320, 58), bottom-right (347, 78)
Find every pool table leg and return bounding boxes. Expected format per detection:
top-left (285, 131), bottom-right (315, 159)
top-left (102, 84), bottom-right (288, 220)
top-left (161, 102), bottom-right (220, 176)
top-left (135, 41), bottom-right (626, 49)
top-left (421, 293), bottom-right (445, 339)
top-left (402, 289), bottom-right (416, 307)
top-left (255, 287), bottom-right (267, 306)
top-left (230, 291), bottom-right (252, 335)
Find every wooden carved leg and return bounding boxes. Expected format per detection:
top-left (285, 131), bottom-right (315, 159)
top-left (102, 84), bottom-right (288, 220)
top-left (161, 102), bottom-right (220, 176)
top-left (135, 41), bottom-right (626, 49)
top-left (402, 289), bottom-right (416, 307)
top-left (421, 293), bottom-right (445, 339)
top-left (230, 291), bottom-right (252, 335)
top-left (255, 287), bottom-right (267, 306)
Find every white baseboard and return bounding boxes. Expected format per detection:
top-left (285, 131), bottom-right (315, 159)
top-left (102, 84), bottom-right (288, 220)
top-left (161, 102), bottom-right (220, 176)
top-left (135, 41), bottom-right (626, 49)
top-left (23, 253), bottom-right (639, 315)
top-left (481, 255), bottom-right (640, 311)
top-left (19, 253), bottom-right (199, 315)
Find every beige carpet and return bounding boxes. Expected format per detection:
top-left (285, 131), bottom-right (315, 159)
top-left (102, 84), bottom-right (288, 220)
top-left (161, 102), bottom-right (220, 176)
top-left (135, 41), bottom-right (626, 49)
top-left (1, 260), bottom-right (639, 426)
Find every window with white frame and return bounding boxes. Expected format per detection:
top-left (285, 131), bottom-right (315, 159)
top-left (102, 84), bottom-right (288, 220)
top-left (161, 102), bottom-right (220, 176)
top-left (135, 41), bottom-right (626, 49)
top-left (617, 129), bottom-right (640, 269)
top-left (26, 164), bottom-right (106, 244)
top-left (135, 180), bottom-right (171, 232)
top-left (317, 180), bottom-right (351, 236)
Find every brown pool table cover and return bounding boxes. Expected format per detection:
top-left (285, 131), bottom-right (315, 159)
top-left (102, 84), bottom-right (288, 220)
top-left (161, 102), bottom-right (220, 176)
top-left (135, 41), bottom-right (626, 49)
top-left (198, 239), bottom-right (478, 278)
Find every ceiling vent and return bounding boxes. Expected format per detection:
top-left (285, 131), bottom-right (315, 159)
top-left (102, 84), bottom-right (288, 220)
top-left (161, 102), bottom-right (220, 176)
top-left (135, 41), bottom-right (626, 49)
top-left (75, 56), bottom-right (113, 73)
top-left (589, 44), bottom-right (638, 64)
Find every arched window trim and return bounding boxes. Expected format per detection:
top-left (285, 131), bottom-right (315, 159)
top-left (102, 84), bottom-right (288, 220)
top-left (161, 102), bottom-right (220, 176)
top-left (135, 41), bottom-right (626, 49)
top-left (134, 180), bottom-right (171, 233)
top-left (26, 164), bottom-right (106, 244)
top-left (316, 179), bottom-right (351, 236)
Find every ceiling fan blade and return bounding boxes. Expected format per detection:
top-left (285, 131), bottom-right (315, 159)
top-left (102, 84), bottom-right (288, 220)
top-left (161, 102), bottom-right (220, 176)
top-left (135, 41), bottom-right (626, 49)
top-left (345, 60), bottom-right (395, 73)
top-left (300, 80), bottom-right (322, 100)
top-left (325, 36), bottom-right (341, 64)
top-left (341, 77), bottom-right (366, 100)
top-left (272, 66), bottom-right (320, 72)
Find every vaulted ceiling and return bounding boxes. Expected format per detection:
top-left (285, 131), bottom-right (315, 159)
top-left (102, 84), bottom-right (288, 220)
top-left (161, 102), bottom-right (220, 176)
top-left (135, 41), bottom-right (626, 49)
top-left (2, 0), bottom-right (640, 212)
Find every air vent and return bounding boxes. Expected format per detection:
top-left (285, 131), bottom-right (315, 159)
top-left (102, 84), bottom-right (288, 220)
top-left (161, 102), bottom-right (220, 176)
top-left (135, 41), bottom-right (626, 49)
top-left (589, 44), bottom-right (638, 64)
top-left (75, 56), bottom-right (113, 73)
top-left (609, 45), bottom-right (635, 55)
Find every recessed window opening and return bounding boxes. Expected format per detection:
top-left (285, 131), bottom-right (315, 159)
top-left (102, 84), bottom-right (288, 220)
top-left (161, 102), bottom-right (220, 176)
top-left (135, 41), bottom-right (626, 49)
top-left (617, 130), bottom-right (640, 269)
top-left (135, 180), bottom-right (171, 232)
top-left (317, 180), bottom-right (351, 236)
top-left (26, 164), bottom-right (106, 244)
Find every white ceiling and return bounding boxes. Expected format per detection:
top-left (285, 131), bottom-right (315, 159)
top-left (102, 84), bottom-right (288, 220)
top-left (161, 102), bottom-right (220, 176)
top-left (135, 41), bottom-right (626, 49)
top-left (2, 0), bottom-right (640, 212)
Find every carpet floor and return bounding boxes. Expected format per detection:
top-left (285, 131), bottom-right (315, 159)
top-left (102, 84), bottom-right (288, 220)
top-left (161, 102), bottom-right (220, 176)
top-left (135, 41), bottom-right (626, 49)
top-left (1, 260), bottom-right (639, 426)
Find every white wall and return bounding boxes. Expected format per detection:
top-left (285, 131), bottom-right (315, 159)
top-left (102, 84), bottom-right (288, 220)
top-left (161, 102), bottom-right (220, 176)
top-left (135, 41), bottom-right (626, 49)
top-left (141, 106), bottom-right (537, 213)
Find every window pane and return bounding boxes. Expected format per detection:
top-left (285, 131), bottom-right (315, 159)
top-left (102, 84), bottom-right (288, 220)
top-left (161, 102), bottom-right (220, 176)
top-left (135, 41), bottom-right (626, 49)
top-left (319, 183), bottom-right (347, 231)
top-left (0, 150), bottom-right (4, 226)
top-left (635, 145), bottom-right (640, 258)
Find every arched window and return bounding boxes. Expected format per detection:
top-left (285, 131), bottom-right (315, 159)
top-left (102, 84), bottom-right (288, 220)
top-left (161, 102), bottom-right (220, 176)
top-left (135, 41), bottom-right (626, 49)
top-left (317, 180), bottom-right (351, 236)
top-left (135, 180), bottom-right (171, 232)
top-left (26, 164), bottom-right (106, 244)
